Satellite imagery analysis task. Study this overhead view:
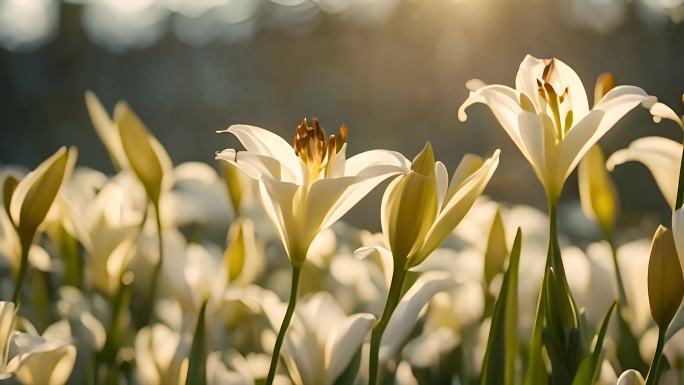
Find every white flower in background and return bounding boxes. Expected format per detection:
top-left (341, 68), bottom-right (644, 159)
top-left (459, 55), bottom-right (651, 201)
top-left (607, 136), bottom-right (681, 210)
top-left (0, 302), bottom-right (77, 385)
top-left (206, 350), bottom-right (291, 385)
top-left (262, 292), bottom-right (375, 385)
top-left (216, 119), bottom-right (410, 265)
top-left (135, 323), bottom-right (189, 385)
top-left (617, 369), bottom-right (645, 385)
top-left (161, 162), bottom-right (232, 231)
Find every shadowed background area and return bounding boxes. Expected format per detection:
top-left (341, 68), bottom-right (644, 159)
top-left (1, 0), bottom-right (684, 238)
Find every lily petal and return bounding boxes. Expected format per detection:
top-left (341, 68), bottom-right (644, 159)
top-left (223, 125), bottom-right (302, 182)
top-left (258, 178), bottom-right (301, 262)
top-left (413, 150), bottom-right (499, 266)
top-left (606, 136), bottom-right (681, 209)
top-left (648, 102), bottom-right (683, 129)
top-left (216, 149), bottom-right (285, 181)
top-left (458, 85), bottom-right (527, 156)
top-left (380, 272), bottom-right (453, 362)
top-left (557, 109), bottom-right (605, 185)
top-left (324, 313), bottom-right (375, 385)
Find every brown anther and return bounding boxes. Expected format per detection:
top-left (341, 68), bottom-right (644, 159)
top-left (292, 118), bottom-right (349, 179)
top-left (594, 73), bottom-right (615, 106)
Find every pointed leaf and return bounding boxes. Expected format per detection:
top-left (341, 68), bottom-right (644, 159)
top-left (571, 301), bottom-right (616, 385)
top-left (480, 228), bottom-right (521, 385)
top-left (186, 301), bottom-right (208, 385)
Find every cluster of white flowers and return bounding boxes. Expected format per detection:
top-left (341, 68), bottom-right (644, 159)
top-left (0, 55), bottom-right (683, 385)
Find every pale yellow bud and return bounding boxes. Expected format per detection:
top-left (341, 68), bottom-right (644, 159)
top-left (579, 144), bottom-right (619, 236)
top-left (648, 225), bottom-right (684, 330)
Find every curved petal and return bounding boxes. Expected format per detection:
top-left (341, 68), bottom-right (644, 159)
top-left (515, 55), bottom-right (547, 110)
top-left (649, 102), bottom-right (683, 129)
top-left (259, 178), bottom-right (301, 262)
top-left (324, 313), bottom-right (375, 385)
top-left (380, 272), bottom-right (453, 362)
top-left (444, 154), bottom-right (484, 203)
top-left (606, 136), bottom-right (681, 209)
top-left (518, 112), bottom-right (549, 187)
top-left (549, 57), bottom-right (590, 119)
top-left (556, 109), bottom-right (605, 186)
top-left (592, 85), bottom-right (650, 140)
top-left (354, 246), bottom-right (394, 289)
top-left (458, 85), bottom-right (527, 157)
top-left (344, 149), bottom-right (410, 176)
top-left (223, 125), bottom-right (302, 181)
top-left (216, 149), bottom-right (286, 181)
top-left (412, 150), bottom-right (499, 267)
top-left (435, 161), bottom-right (448, 209)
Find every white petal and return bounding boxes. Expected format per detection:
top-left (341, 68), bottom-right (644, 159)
top-left (518, 112), bottom-right (548, 184)
top-left (223, 125), bottom-right (302, 181)
top-left (556, 109), bottom-right (605, 184)
top-left (617, 369), bottom-right (645, 385)
top-left (354, 246), bottom-right (394, 292)
top-left (458, 85), bottom-right (527, 158)
top-left (434, 162), bottom-right (448, 209)
top-left (324, 313), bottom-right (375, 385)
top-left (344, 149), bottom-right (410, 176)
top-left (380, 272), bottom-right (454, 361)
top-left (216, 149), bottom-right (285, 181)
top-left (591, 85), bottom-right (650, 142)
top-left (649, 102), bottom-right (684, 129)
top-left (259, 178), bottom-right (301, 261)
top-left (415, 150), bottom-right (500, 265)
top-left (515, 55), bottom-right (547, 110)
top-left (549, 57), bottom-right (590, 119)
top-left (606, 136), bottom-right (681, 209)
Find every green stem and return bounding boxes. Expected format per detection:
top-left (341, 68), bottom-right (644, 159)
top-left (645, 328), bottom-right (667, 385)
top-left (12, 233), bottom-right (33, 304)
top-left (368, 264), bottom-right (408, 385)
top-left (144, 204), bottom-right (164, 325)
top-left (674, 139), bottom-right (684, 210)
top-left (265, 264), bottom-right (301, 385)
top-left (606, 236), bottom-right (629, 306)
top-left (97, 272), bottom-right (133, 385)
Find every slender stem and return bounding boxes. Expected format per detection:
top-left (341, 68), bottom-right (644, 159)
top-left (606, 236), bottom-right (629, 306)
top-left (144, 203), bottom-right (164, 325)
top-left (12, 233), bottom-right (33, 304)
top-left (368, 264), bottom-right (408, 385)
top-left (674, 139), bottom-right (684, 210)
top-left (645, 327), bottom-right (667, 385)
top-left (265, 264), bottom-right (302, 385)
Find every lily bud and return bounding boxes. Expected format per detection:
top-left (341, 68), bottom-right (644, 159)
top-left (579, 144), bottom-right (619, 236)
top-left (382, 142), bottom-right (438, 267)
top-left (223, 218), bottom-right (262, 285)
top-left (617, 370), bottom-right (645, 385)
top-left (9, 147), bottom-right (77, 248)
top-left (484, 208), bottom-right (508, 287)
top-left (648, 225), bottom-right (684, 330)
top-left (115, 103), bottom-right (170, 207)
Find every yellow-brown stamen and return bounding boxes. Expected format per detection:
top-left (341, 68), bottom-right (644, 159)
top-left (594, 73), bottom-right (614, 106)
top-left (293, 118), bottom-right (348, 180)
top-left (536, 59), bottom-right (574, 139)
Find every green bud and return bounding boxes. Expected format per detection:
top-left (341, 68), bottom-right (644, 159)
top-left (579, 144), bottom-right (619, 236)
top-left (484, 208), bottom-right (508, 287)
top-left (115, 103), bottom-right (167, 207)
top-left (648, 225), bottom-right (684, 330)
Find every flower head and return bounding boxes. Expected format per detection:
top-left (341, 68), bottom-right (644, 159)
top-left (458, 55), bottom-right (651, 201)
top-left (381, 143), bottom-right (500, 269)
top-left (216, 120), bottom-right (410, 266)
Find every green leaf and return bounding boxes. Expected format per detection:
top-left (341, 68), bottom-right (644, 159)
top-left (572, 302), bottom-right (616, 385)
top-left (186, 301), bottom-right (208, 385)
top-left (524, 274), bottom-right (548, 385)
top-left (480, 228), bottom-right (520, 385)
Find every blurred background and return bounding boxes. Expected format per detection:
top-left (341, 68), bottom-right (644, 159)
top-left (1, 0), bottom-right (683, 238)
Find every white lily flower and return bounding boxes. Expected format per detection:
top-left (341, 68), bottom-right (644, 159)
top-left (216, 119), bottom-right (410, 265)
top-left (134, 323), bottom-right (189, 385)
top-left (7, 321), bottom-right (77, 385)
top-left (458, 55), bottom-right (651, 200)
top-left (262, 291), bottom-right (375, 385)
top-left (607, 136), bottom-right (681, 210)
top-left (0, 301), bottom-right (16, 378)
